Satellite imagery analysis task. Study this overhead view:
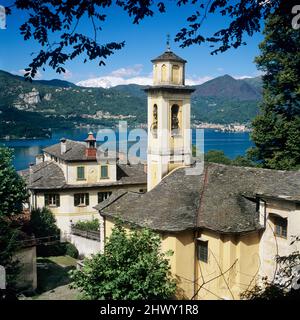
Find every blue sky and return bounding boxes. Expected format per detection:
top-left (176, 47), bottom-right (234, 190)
top-left (0, 1), bottom-right (264, 87)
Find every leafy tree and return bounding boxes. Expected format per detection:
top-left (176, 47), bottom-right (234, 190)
top-left (231, 155), bottom-right (254, 167)
top-left (0, 147), bottom-right (28, 294)
top-left (25, 207), bottom-right (62, 257)
top-left (4, 0), bottom-right (284, 79)
top-left (70, 221), bottom-right (176, 300)
top-left (27, 207), bottom-right (60, 239)
top-left (249, 5), bottom-right (300, 170)
top-left (204, 150), bottom-right (231, 165)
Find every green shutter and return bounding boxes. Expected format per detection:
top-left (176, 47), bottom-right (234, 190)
top-left (56, 194), bottom-right (60, 207)
top-left (45, 194), bottom-right (49, 206)
top-left (101, 165), bottom-right (108, 178)
top-left (77, 166), bottom-right (85, 180)
top-left (98, 192), bottom-right (103, 203)
top-left (85, 193), bottom-right (89, 206)
top-left (74, 194), bottom-right (80, 206)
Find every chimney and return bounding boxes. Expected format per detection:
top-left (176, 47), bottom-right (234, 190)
top-left (29, 163), bottom-right (34, 185)
top-left (85, 132), bottom-right (97, 158)
top-left (60, 138), bottom-right (67, 154)
top-left (29, 163), bottom-right (34, 174)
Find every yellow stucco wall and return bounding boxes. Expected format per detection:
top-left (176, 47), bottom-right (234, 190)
top-left (104, 218), bottom-right (261, 300)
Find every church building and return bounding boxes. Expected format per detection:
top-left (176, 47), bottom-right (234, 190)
top-left (96, 45), bottom-right (300, 300)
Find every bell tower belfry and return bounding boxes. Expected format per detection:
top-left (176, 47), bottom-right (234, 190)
top-left (145, 40), bottom-right (195, 191)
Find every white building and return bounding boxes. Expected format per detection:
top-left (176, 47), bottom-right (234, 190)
top-left (20, 132), bottom-right (147, 238)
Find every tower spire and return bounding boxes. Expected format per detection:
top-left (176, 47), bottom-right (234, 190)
top-left (166, 34), bottom-right (171, 52)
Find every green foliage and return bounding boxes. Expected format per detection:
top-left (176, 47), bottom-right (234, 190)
top-left (26, 207), bottom-right (61, 257)
top-left (231, 155), bottom-right (254, 167)
top-left (204, 150), bottom-right (232, 165)
top-left (64, 243), bottom-right (79, 259)
top-left (0, 219), bottom-right (21, 291)
top-left (205, 150), bottom-right (254, 167)
top-left (70, 221), bottom-right (176, 300)
top-left (73, 218), bottom-right (100, 232)
top-left (249, 9), bottom-right (300, 170)
top-left (6, 1), bottom-right (281, 78)
top-left (28, 207), bottom-right (60, 239)
top-left (0, 70), bottom-right (262, 139)
top-left (0, 147), bottom-right (28, 217)
top-left (0, 147), bottom-right (28, 291)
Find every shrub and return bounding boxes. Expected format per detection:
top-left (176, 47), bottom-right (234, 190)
top-left (73, 218), bottom-right (99, 232)
top-left (70, 221), bottom-right (176, 300)
top-left (64, 242), bottom-right (79, 259)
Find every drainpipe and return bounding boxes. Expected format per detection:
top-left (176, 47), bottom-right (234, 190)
top-left (193, 230), bottom-right (201, 300)
top-left (99, 214), bottom-right (105, 253)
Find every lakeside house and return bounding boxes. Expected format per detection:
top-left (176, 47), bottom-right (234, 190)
top-left (19, 133), bottom-right (147, 240)
top-left (95, 47), bottom-right (300, 299)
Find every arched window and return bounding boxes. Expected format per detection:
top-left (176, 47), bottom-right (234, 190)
top-left (171, 104), bottom-right (180, 134)
top-left (151, 104), bottom-right (158, 138)
top-left (153, 64), bottom-right (157, 82)
top-left (161, 64), bottom-right (167, 82)
top-left (171, 65), bottom-right (180, 84)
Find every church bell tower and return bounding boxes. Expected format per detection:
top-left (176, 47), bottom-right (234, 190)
top-left (145, 39), bottom-right (195, 191)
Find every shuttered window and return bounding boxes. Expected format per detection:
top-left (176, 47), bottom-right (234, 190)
top-left (44, 194), bottom-right (60, 207)
top-left (100, 165), bottom-right (109, 179)
top-left (77, 166), bottom-right (85, 180)
top-left (98, 192), bottom-right (112, 203)
top-left (197, 240), bottom-right (208, 263)
top-left (74, 193), bottom-right (89, 206)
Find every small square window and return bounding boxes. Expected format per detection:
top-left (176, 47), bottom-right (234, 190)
top-left (197, 240), bottom-right (208, 263)
top-left (45, 194), bottom-right (60, 207)
top-left (273, 216), bottom-right (288, 238)
top-left (74, 193), bottom-right (89, 207)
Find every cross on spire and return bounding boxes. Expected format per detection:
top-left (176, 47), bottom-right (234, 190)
top-left (166, 34), bottom-right (171, 52)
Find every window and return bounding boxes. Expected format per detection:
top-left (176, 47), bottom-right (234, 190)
top-left (171, 104), bottom-right (180, 134)
top-left (45, 194), bottom-right (60, 207)
top-left (74, 193), bottom-right (89, 207)
top-left (77, 166), bottom-right (85, 180)
top-left (98, 191), bottom-right (112, 203)
top-left (161, 64), bottom-right (167, 82)
top-left (197, 240), bottom-right (208, 263)
top-left (100, 165), bottom-right (109, 179)
top-left (151, 104), bottom-right (158, 138)
top-left (274, 216), bottom-right (288, 238)
top-left (171, 65), bottom-right (180, 84)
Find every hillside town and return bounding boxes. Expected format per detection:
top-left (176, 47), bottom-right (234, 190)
top-left (0, 1), bottom-right (299, 309)
top-left (1, 46), bottom-right (298, 301)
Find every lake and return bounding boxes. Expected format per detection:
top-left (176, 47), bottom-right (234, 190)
top-left (0, 128), bottom-right (254, 171)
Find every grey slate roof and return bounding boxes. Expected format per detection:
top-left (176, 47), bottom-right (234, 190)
top-left (98, 163), bottom-right (300, 234)
top-left (151, 50), bottom-right (187, 63)
top-left (19, 162), bottom-right (146, 190)
top-left (19, 161), bottom-right (66, 190)
top-left (43, 140), bottom-right (92, 162)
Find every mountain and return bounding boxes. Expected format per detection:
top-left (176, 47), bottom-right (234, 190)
top-left (0, 70), bottom-right (262, 138)
top-left (193, 74), bottom-right (261, 101)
